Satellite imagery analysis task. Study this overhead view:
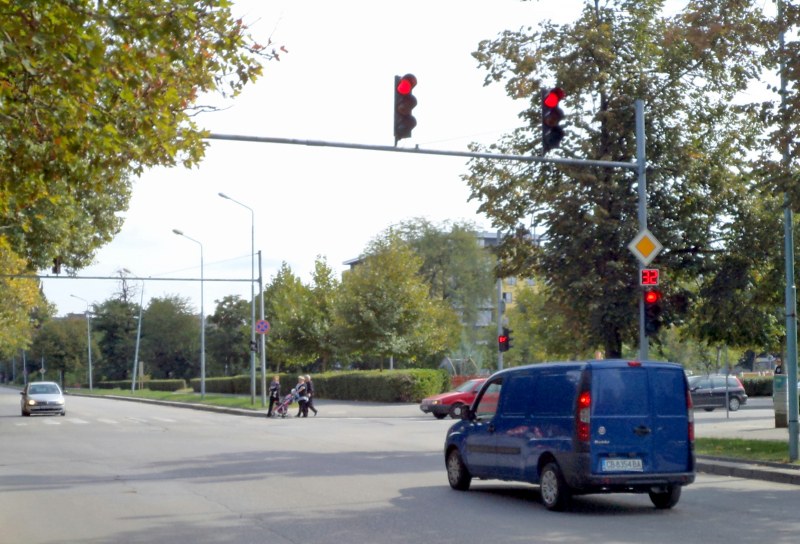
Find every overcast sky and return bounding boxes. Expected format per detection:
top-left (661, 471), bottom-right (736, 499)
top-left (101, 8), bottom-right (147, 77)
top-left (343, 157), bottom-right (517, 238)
top-left (45, 0), bottom-right (591, 317)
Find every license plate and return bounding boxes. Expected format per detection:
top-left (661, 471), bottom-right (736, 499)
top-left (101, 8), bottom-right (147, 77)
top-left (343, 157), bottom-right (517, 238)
top-left (601, 458), bottom-right (643, 472)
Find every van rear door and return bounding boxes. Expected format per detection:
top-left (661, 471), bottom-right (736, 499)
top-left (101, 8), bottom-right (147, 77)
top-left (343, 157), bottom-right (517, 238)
top-left (590, 364), bottom-right (691, 475)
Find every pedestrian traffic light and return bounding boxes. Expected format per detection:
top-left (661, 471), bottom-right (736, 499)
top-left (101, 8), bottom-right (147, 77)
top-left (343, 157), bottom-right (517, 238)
top-left (542, 87), bottom-right (565, 154)
top-left (394, 74), bottom-right (417, 144)
top-left (644, 289), bottom-right (663, 336)
top-left (499, 327), bottom-right (512, 352)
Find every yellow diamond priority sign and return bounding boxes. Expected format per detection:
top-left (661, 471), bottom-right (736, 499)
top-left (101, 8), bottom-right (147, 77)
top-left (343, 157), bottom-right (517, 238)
top-left (628, 229), bottom-right (662, 266)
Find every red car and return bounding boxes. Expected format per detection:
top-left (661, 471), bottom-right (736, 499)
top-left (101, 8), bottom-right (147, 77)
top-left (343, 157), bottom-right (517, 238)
top-left (420, 378), bottom-right (487, 419)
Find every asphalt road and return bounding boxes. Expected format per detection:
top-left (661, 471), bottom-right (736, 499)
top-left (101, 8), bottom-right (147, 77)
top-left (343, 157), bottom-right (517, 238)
top-left (2, 388), bottom-right (799, 544)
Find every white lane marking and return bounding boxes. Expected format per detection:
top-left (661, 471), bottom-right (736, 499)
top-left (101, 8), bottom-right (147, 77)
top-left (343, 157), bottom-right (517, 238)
top-left (97, 418), bottom-right (119, 425)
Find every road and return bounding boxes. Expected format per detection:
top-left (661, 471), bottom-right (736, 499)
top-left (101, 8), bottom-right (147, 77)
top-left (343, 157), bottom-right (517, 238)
top-left (1, 387), bottom-right (799, 544)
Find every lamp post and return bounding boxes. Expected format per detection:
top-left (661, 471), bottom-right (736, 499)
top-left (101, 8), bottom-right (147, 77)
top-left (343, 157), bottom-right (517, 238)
top-left (70, 294), bottom-right (93, 390)
top-left (123, 271), bottom-right (145, 393)
top-left (172, 229), bottom-right (206, 399)
top-left (218, 192), bottom-right (257, 405)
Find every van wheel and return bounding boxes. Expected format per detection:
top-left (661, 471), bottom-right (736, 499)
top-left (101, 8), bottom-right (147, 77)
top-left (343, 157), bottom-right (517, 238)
top-left (540, 462), bottom-right (571, 511)
top-left (446, 449), bottom-right (472, 491)
top-left (434, 413), bottom-right (447, 420)
top-left (449, 403), bottom-right (465, 419)
top-left (649, 485), bottom-right (681, 509)
top-left (728, 397), bottom-right (740, 411)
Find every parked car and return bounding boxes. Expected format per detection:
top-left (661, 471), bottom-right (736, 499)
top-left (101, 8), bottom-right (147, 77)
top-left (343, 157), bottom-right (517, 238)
top-left (444, 360), bottom-right (695, 511)
top-left (687, 374), bottom-right (747, 412)
top-left (420, 378), bottom-right (486, 419)
top-left (20, 381), bottom-right (66, 417)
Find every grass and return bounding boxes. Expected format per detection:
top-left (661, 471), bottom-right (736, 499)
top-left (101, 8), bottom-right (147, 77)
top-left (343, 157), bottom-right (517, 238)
top-left (72, 387), bottom-right (266, 410)
top-left (694, 437), bottom-right (799, 465)
top-left (72, 388), bottom-right (800, 465)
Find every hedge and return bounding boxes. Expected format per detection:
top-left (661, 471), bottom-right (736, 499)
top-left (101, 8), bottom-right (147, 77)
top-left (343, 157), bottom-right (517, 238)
top-left (190, 369), bottom-right (449, 403)
top-left (95, 379), bottom-right (186, 392)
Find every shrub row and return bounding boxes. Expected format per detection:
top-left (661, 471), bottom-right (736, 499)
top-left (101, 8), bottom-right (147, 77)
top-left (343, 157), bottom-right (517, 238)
top-left (189, 369), bottom-right (449, 403)
top-left (94, 379), bottom-right (186, 392)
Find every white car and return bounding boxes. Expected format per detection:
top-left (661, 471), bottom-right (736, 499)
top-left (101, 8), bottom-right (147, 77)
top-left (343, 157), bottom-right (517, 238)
top-left (20, 381), bottom-right (66, 416)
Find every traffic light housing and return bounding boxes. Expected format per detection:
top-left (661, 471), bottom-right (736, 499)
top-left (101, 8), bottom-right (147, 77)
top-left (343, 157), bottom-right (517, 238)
top-left (498, 327), bottom-right (512, 352)
top-left (542, 87), bottom-right (565, 153)
top-left (644, 289), bottom-right (663, 336)
top-left (394, 74), bottom-right (417, 144)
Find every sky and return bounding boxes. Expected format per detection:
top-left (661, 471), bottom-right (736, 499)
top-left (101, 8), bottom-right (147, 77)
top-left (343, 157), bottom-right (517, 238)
top-left (46, 0), bottom-right (590, 317)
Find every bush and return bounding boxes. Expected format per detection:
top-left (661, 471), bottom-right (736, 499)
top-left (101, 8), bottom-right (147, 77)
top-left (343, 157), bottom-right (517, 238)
top-left (190, 369), bottom-right (448, 403)
top-left (741, 377), bottom-right (774, 397)
top-left (95, 379), bottom-right (186, 392)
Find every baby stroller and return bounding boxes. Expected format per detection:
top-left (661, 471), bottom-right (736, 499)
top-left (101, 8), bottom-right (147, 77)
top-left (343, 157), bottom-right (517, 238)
top-left (274, 388), bottom-right (307, 418)
top-left (274, 391), bottom-right (295, 418)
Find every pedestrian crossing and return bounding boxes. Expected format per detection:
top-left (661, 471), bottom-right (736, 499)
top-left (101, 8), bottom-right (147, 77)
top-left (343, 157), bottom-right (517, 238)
top-left (14, 415), bottom-right (179, 427)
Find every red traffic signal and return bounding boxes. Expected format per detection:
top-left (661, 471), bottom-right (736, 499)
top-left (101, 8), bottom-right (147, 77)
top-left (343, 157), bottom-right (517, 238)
top-left (498, 326), bottom-right (512, 352)
top-left (542, 87), bottom-right (565, 153)
top-left (644, 290), bottom-right (661, 305)
top-left (394, 74), bottom-right (417, 144)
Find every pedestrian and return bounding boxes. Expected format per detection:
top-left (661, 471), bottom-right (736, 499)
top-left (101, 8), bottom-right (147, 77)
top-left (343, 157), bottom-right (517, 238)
top-left (295, 376), bottom-right (309, 417)
top-left (267, 375), bottom-right (281, 417)
top-left (305, 374), bottom-right (318, 416)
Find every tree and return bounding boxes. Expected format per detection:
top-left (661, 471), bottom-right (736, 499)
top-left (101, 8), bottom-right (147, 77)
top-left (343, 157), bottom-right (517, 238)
top-left (303, 257), bottom-right (340, 372)
top-left (28, 315), bottom-right (94, 385)
top-left (92, 298), bottom-right (137, 380)
top-left (261, 263), bottom-right (312, 372)
top-left (206, 295), bottom-right (251, 376)
top-left (465, 1), bottom-right (769, 357)
top-left (0, 239), bottom-right (45, 357)
top-left (140, 295), bottom-right (198, 380)
top-left (334, 234), bottom-right (460, 367)
top-left (0, 1), bottom-right (278, 343)
top-left (393, 218), bottom-right (496, 332)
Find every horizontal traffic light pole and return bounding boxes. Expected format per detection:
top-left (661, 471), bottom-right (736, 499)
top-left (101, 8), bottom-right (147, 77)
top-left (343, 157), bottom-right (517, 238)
top-left (206, 133), bottom-right (638, 171)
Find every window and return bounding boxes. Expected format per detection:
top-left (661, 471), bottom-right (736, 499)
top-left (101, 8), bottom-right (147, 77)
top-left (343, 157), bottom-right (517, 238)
top-left (475, 379), bottom-right (502, 419)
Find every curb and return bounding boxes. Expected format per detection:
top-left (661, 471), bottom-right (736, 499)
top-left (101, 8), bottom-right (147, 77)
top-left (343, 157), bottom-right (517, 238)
top-left (695, 456), bottom-right (800, 486)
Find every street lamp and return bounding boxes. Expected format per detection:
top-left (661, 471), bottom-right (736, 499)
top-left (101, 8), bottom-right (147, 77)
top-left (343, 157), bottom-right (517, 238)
top-left (218, 192), bottom-right (258, 405)
top-left (70, 294), bottom-right (93, 390)
top-left (172, 229), bottom-right (206, 399)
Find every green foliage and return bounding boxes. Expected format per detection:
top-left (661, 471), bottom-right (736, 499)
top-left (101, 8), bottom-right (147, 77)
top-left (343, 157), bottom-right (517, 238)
top-left (465, 1), bottom-right (784, 356)
top-left (97, 379), bottom-right (185, 391)
top-left (140, 295), bottom-right (198, 381)
top-left (0, 0), bottom-right (275, 344)
top-left (28, 315), bottom-right (92, 379)
top-left (334, 234), bottom-right (460, 366)
top-left (206, 295), bottom-right (251, 376)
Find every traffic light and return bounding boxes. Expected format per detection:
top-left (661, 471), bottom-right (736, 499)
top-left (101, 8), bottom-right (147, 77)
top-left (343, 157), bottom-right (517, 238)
top-left (542, 87), bottom-right (565, 154)
top-left (394, 74), bottom-right (417, 144)
top-left (644, 289), bottom-right (663, 336)
top-left (499, 327), bottom-right (513, 352)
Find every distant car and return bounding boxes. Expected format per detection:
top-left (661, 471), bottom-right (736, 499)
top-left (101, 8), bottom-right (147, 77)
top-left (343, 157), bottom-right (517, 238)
top-left (687, 374), bottom-right (747, 412)
top-left (420, 378), bottom-right (486, 419)
top-left (20, 381), bottom-right (66, 416)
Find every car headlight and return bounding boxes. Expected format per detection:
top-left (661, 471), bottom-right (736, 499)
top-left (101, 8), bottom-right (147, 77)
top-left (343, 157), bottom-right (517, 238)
top-left (432, 400), bottom-right (440, 405)
top-left (27, 399), bottom-right (37, 406)
top-left (55, 399), bottom-right (65, 405)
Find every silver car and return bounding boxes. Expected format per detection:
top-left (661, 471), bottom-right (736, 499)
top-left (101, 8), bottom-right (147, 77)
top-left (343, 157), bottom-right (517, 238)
top-left (20, 381), bottom-right (66, 416)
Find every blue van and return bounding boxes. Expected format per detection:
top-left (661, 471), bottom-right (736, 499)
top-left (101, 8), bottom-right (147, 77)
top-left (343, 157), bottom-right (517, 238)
top-left (444, 360), bottom-right (695, 510)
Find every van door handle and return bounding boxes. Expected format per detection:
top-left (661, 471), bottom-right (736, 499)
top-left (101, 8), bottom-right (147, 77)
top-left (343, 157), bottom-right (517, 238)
top-left (633, 425), bottom-right (651, 436)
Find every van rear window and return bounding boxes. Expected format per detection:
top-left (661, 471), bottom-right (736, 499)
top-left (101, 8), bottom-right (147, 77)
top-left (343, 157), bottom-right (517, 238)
top-left (592, 368), bottom-right (648, 416)
top-left (651, 369), bottom-right (687, 415)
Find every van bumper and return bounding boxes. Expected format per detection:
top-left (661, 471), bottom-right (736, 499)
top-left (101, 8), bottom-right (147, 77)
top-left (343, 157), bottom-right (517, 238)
top-left (562, 454), bottom-right (695, 493)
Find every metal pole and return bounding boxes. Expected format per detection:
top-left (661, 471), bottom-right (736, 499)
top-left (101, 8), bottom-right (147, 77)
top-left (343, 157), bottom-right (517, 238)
top-left (71, 294), bottom-right (93, 389)
top-left (496, 232), bottom-right (504, 370)
top-left (172, 230), bottom-right (205, 399)
top-left (635, 100), bottom-right (648, 361)
top-left (132, 282), bottom-right (144, 393)
top-left (779, 0), bottom-right (799, 460)
top-left (219, 193), bottom-right (257, 405)
top-left (259, 250), bottom-right (267, 407)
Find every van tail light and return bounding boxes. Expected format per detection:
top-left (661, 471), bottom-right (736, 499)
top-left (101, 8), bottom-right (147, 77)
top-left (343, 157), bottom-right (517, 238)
top-left (686, 385), bottom-right (695, 443)
top-left (577, 391), bottom-right (591, 442)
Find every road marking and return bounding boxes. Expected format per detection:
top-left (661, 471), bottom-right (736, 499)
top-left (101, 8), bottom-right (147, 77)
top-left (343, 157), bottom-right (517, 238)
top-left (152, 417), bottom-right (177, 422)
top-left (97, 418), bottom-right (119, 425)
top-left (42, 419), bottom-right (61, 425)
top-left (68, 418), bottom-right (90, 424)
